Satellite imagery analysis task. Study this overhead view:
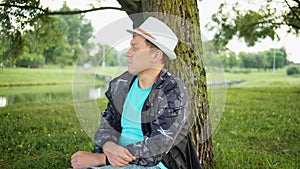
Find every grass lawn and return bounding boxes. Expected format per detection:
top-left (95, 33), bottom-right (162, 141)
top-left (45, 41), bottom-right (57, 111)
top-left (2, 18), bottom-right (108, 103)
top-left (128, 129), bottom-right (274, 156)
top-left (224, 68), bottom-right (300, 88)
top-left (212, 87), bottom-right (300, 168)
top-left (0, 66), bottom-right (74, 87)
top-left (1, 87), bottom-right (298, 168)
top-left (0, 65), bottom-right (299, 168)
top-left (0, 65), bottom-right (123, 87)
top-left (0, 102), bottom-right (94, 168)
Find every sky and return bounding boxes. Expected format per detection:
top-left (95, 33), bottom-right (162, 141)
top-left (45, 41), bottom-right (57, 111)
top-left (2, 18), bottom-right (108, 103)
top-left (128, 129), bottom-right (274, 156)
top-left (41, 0), bottom-right (300, 63)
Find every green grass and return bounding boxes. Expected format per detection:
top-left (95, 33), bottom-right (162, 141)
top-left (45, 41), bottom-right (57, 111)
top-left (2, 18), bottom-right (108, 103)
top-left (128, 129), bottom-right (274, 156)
top-left (0, 100), bottom-right (109, 168)
top-left (1, 66), bottom-right (299, 88)
top-left (212, 87), bottom-right (300, 168)
top-left (0, 84), bottom-right (72, 96)
top-left (224, 68), bottom-right (300, 88)
top-left (1, 87), bottom-right (299, 168)
top-left (0, 65), bottom-right (124, 87)
top-left (0, 65), bottom-right (299, 168)
top-left (0, 66), bottom-right (74, 87)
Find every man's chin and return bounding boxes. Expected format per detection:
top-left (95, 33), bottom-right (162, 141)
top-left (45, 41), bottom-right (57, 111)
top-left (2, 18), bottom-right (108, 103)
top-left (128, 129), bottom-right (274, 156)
top-left (127, 69), bottom-right (137, 75)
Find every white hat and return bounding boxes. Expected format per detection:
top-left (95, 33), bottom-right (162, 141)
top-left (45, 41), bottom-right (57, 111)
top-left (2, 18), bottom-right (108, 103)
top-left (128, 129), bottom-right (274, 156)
top-left (127, 17), bottom-right (178, 60)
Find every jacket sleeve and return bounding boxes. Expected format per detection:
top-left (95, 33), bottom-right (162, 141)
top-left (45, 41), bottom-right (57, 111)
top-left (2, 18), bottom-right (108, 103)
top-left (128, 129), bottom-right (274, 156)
top-left (125, 79), bottom-right (190, 166)
top-left (93, 72), bottom-right (133, 153)
top-left (94, 100), bottom-right (121, 153)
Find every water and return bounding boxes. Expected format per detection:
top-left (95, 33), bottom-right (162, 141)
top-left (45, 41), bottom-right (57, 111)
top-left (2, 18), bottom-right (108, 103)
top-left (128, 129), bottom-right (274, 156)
top-left (0, 85), bottom-right (107, 107)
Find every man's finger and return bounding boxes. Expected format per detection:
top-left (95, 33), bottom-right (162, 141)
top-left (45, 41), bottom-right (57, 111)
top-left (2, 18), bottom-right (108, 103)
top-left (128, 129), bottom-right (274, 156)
top-left (118, 154), bottom-right (132, 162)
top-left (123, 149), bottom-right (136, 160)
top-left (114, 152), bottom-right (131, 163)
top-left (116, 149), bottom-right (134, 162)
top-left (109, 155), bottom-right (128, 167)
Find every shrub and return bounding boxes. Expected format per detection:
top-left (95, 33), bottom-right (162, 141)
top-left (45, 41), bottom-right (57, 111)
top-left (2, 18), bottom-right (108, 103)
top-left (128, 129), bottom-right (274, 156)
top-left (16, 53), bottom-right (45, 68)
top-left (286, 66), bottom-right (300, 75)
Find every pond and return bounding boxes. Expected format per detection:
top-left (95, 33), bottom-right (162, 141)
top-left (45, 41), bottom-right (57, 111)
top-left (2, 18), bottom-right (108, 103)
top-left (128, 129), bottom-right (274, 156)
top-left (0, 84), bottom-right (107, 107)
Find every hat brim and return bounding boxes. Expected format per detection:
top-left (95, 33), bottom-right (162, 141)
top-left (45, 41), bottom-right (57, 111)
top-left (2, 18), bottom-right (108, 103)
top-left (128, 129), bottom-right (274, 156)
top-left (127, 29), bottom-right (176, 60)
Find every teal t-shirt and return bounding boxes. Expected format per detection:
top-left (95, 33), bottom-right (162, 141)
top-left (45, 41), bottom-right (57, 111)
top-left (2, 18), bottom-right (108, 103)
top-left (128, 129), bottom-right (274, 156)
top-left (119, 77), bottom-right (167, 169)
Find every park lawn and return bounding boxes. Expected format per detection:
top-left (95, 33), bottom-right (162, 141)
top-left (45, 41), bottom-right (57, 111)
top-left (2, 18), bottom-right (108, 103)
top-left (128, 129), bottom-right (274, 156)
top-left (1, 86), bottom-right (299, 168)
top-left (0, 65), bottom-right (124, 87)
top-left (0, 101), bottom-right (102, 169)
top-left (2, 65), bottom-right (298, 88)
top-left (0, 66), bottom-right (75, 87)
top-left (224, 68), bottom-right (300, 88)
top-left (1, 66), bottom-right (299, 168)
top-left (212, 87), bottom-right (300, 168)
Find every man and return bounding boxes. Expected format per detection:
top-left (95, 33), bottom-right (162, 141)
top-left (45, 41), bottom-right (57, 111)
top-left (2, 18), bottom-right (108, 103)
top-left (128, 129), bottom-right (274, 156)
top-left (71, 17), bottom-right (199, 169)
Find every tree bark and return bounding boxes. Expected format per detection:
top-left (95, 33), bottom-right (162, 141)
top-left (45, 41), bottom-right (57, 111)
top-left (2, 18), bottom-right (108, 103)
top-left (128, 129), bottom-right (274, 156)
top-left (128, 0), bottom-right (214, 167)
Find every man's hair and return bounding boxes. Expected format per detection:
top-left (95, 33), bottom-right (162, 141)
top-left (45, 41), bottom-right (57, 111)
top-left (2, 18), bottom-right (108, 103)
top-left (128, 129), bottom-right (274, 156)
top-left (145, 39), bottom-right (169, 64)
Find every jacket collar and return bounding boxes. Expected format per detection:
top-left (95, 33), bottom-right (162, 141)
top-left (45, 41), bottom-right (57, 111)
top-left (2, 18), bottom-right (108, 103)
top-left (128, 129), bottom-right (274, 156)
top-left (152, 67), bottom-right (169, 89)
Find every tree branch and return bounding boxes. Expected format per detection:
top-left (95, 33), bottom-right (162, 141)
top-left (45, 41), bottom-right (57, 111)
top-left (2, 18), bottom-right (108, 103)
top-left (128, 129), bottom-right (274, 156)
top-left (0, 3), bottom-right (44, 12)
top-left (0, 3), bottom-right (125, 16)
top-left (45, 7), bottom-right (125, 16)
top-left (116, 0), bottom-right (142, 28)
top-left (285, 0), bottom-right (300, 22)
top-left (116, 0), bottom-right (140, 14)
top-left (286, 22), bottom-right (300, 30)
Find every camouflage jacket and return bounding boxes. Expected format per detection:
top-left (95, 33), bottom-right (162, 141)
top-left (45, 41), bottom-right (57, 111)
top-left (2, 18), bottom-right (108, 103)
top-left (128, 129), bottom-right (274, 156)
top-left (94, 68), bottom-right (190, 167)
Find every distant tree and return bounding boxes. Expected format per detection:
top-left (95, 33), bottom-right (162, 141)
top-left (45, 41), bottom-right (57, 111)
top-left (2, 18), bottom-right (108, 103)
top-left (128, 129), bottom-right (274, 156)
top-left (279, 47), bottom-right (288, 65)
top-left (227, 51), bottom-right (239, 69)
top-left (105, 48), bottom-right (122, 67)
top-left (0, 31), bottom-right (24, 65)
top-left (58, 2), bottom-right (93, 46)
top-left (0, 1), bottom-right (93, 66)
top-left (43, 3), bottom-right (93, 65)
top-left (16, 52), bottom-right (45, 68)
top-left (89, 44), bottom-right (122, 67)
top-left (0, 0), bottom-right (43, 64)
top-left (264, 49), bottom-right (286, 69)
top-left (20, 16), bottom-right (66, 66)
top-left (202, 40), bottom-right (221, 68)
top-left (239, 52), bottom-right (257, 69)
top-left (217, 51), bottom-right (240, 70)
top-left (237, 48), bottom-right (286, 70)
top-left (253, 53), bottom-right (267, 71)
top-left (219, 52), bottom-right (229, 69)
top-left (56, 49), bottom-right (73, 68)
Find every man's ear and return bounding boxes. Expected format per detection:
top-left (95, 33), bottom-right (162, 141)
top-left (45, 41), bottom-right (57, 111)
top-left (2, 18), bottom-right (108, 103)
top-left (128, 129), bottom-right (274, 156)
top-left (153, 50), bottom-right (164, 63)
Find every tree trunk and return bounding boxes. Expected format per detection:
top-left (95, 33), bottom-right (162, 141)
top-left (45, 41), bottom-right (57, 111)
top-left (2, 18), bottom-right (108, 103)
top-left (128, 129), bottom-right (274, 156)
top-left (144, 1), bottom-right (213, 167)
top-left (116, 0), bottom-right (214, 167)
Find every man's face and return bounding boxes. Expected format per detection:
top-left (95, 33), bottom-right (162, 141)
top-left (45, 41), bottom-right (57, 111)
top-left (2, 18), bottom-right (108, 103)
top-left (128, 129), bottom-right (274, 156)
top-left (126, 34), bottom-right (156, 75)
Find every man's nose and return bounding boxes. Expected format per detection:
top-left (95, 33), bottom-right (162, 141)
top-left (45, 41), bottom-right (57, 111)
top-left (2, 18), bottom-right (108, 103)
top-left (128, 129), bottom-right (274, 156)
top-left (126, 48), bottom-right (133, 57)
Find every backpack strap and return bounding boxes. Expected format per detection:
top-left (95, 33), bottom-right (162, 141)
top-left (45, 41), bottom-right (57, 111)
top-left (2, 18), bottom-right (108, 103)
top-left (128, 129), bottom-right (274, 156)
top-left (186, 134), bottom-right (201, 169)
top-left (162, 134), bottom-right (201, 169)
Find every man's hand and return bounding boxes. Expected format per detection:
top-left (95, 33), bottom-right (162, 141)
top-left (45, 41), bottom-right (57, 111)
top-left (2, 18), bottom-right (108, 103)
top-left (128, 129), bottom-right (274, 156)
top-left (71, 151), bottom-right (105, 169)
top-left (103, 141), bottom-right (136, 167)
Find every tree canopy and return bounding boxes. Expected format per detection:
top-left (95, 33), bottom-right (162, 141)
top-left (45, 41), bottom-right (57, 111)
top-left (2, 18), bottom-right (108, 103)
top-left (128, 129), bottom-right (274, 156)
top-left (207, 0), bottom-right (300, 50)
